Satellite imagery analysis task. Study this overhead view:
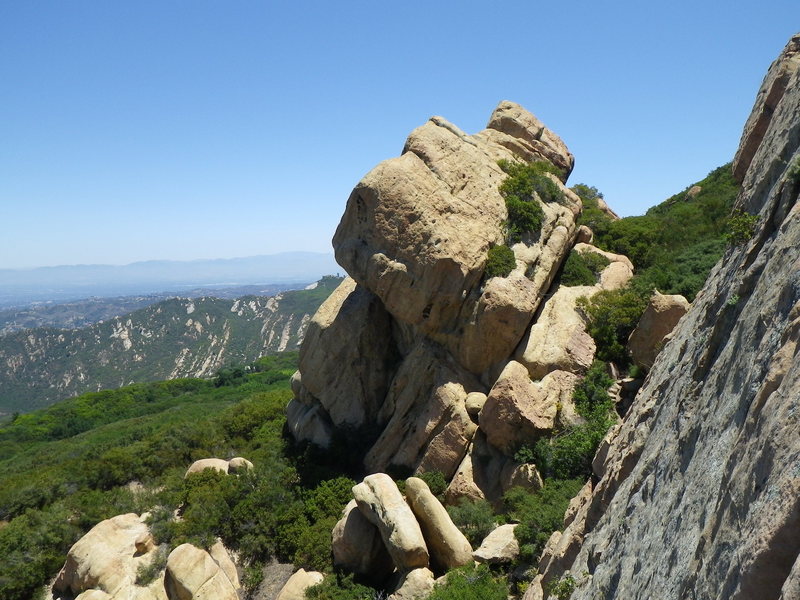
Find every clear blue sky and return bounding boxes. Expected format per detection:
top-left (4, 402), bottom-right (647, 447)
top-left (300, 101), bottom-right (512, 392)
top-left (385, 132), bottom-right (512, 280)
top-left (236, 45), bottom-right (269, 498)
top-left (1, 1), bottom-right (797, 269)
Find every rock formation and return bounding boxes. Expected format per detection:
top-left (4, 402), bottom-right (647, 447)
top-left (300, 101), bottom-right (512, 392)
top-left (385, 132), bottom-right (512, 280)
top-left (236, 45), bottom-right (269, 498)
top-left (626, 291), bottom-right (690, 369)
top-left (534, 33), bottom-right (800, 600)
top-left (288, 100), bottom-right (631, 507)
top-left (52, 513), bottom-right (167, 600)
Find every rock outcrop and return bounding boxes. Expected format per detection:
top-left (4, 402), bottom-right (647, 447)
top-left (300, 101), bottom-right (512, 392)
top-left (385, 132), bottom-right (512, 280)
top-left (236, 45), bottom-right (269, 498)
top-left (52, 513), bottom-right (167, 600)
top-left (540, 33), bottom-right (800, 600)
top-left (164, 543), bottom-right (239, 600)
top-left (288, 101), bottom-right (627, 510)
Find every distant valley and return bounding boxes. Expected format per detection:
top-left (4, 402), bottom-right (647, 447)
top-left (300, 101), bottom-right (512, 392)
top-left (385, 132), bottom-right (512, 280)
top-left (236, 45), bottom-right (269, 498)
top-left (0, 275), bottom-right (343, 415)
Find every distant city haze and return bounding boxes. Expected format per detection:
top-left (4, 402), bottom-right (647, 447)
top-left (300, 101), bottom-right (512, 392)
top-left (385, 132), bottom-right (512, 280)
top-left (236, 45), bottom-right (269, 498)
top-left (0, 252), bottom-right (340, 308)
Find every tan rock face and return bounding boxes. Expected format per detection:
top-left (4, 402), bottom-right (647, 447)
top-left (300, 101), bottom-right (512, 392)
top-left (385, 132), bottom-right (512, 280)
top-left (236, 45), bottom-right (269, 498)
top-left (627, 291), bottom-right (690, 369)
top-left (473, 524), bottom-right (520, 564)
top-left (52, 513), bottom-right (167, 600)
top-left (479, 361), bottom-right (579, 455)
top-left (482, 100), bottom-right (574, 178)
top-left (331, 499), bottom-right (394, 581)
top-left (516, 286), bottom-right (597, 380)
top-left (352, 473), bottom-right (429, 570)
top-left (547, 35), bottom-right (800, 599)
top-left (404, 477), bottom-right (473, 572)
top-left (388, 567), bottom-right (436, 600)
top-left (332, 103), bottom-right (579, 376)
top-left (275, 569), bottom-right (324, 600)
top-left (364, 341), bottom-right (479, 479)
top-left (297, 277), bottom-right (398, 429)
top-left (164, 543), bottom-right (238, 600)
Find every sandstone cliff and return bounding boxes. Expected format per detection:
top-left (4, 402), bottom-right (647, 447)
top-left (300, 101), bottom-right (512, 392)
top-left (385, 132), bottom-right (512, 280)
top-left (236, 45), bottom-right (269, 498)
top-left (534, 33), bottom-right (800, 600)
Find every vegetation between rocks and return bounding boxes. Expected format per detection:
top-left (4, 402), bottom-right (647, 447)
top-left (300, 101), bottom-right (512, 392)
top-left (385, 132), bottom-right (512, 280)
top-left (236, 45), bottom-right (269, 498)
top-left (498, 159), bottom-right (563, 243)
top-left (485, 244), bottom-right (517, 279)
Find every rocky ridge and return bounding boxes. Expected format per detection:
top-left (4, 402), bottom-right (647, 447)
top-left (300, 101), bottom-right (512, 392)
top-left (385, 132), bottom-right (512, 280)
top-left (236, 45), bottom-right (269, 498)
top-left (532, 33), bottom-right (800, 600)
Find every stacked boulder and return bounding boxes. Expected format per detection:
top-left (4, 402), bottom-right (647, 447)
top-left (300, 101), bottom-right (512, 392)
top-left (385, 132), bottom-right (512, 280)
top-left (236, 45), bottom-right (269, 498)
top-left (332, 474), bottom-right (473, 595)
top-left (287, 101), bottom-right (633, 504)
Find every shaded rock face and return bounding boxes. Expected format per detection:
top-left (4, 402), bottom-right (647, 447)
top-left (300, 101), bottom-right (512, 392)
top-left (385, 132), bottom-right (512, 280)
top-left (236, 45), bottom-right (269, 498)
top-left (287, 101), bottom-right (612, 487)
top-left (544, 33), bottom-right (800, 600)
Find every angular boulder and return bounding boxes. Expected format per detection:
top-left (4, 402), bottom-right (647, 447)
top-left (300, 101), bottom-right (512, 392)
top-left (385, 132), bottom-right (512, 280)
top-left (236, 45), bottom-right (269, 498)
top-left (627, 291), bottom-right (690, 369)
top-left (364, 341), bottom-right (480, 479)
top-left (164, 543), bottom-right (239, 600)
top-left (352, 473), bottom-right (429, 570)
top-left (275, 569), bottom-right (325, 600)
top-left (479, 361), bottom-right (579, 455)
top-left (295, 277), bottom-right (398, 429)
top-left (404, 477), bottom-right (473, 572)
top-left (473, 524), bottom-right (519, 564)
top-left (52, 513), bottom-right (167, 600)
top-left (387, 567), bottom-right (436, 600)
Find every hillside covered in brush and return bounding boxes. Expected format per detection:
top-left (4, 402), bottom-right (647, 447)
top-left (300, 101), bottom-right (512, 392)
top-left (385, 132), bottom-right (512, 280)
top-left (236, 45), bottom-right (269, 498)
top-left (0, 276), bottom-right (342, 416)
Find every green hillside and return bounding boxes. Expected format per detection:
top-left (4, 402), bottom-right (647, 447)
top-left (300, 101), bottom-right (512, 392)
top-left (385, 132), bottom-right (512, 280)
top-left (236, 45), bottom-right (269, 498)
top-left (0, 275), bottom-right (343, 416)
top-left (570, 164), bottom-right (741, 367)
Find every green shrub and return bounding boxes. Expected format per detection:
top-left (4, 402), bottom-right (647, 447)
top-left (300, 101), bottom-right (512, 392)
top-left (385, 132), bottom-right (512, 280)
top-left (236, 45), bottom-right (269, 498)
top-left (504, 479), bottom-right (584, 563)
top-left (485, 245), bottom-right (516, 279)
top-left (725, 209), bottom-right (758, 245)
top-left (306, 573), bottom-right (378, 600)
top-left (428, 564), bottom-right (508, 600)
top-left (417, 470), bottom-right (447, 498)
top-left (560, 251), bottom-right (610, 286)
top-left (135, 545), bottom-right (168, 586)
top-left (572, 184), bottom-right (614, 240)
top-left (498, 159), bottom-right (563, 242)
top-left (576, 287), bottom-right (648, 366)
top-left (446, 498), bottom-right (495, 547)
top-left (548, 573), bottom-right (577, 600)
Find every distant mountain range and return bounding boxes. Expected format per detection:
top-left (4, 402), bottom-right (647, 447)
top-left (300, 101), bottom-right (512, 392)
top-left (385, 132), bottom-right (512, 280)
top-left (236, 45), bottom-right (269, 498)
top-left (0, 275), bottom-right (343, 415)
top-left (0, 252), bottom-right (341, 308)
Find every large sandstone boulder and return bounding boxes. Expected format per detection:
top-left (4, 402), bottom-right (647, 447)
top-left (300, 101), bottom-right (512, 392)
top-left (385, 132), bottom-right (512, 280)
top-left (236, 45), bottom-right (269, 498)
top-left (404, 477), bottom-right (473, 572)
top-left (444, 430), bottom-right (539, 505)
top-left (331, 499), bottom-right (394, 581)
top-left (184, 458), bottom-right (229, 478)
top-left (473, 524), bottom-right (520, 564)
top-left (52, 513), bottom-right (167, 600)
top-left (352, 473), bottom-right (429, 570)
top-left (164, 543), bottom-right (239, 600)
top-left (364, 341), bottom-right (480, 479)
top-left (627, 291), bottom-right (690, 369)
top-left (387, 568), bottom-right (435, 600)
top-left (479, 361), bottom-right (579, 455)
top-left (275, 569), bottom-right (324, 600)
top-left (515, 285), bottom-right (597, 380)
